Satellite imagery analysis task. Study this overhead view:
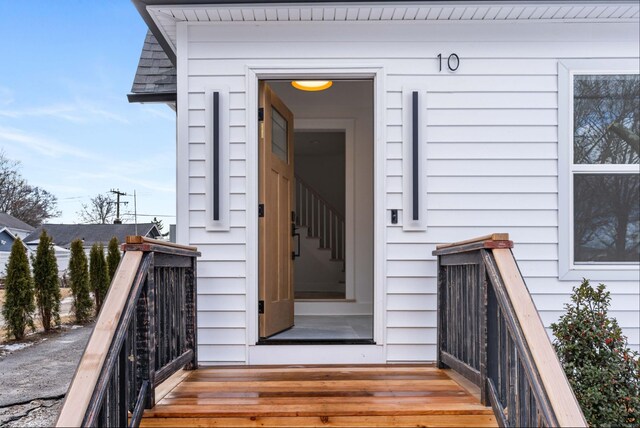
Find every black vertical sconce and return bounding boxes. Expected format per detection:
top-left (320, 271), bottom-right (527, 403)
top-left (412, 91), bottom-right (419, 221)
top-left (213, 91), bottom-right (220, 221)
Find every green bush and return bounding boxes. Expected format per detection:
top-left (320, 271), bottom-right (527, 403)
top-left (32, 229), bottom-right (61, 331)
top-left (89, 242), bottom-right (109, 315)
top-left (2, 238), bottom-right (35, 340)
top-left (68, 239), bottom-right (92, 323)
top-left (106, 236), bottom-right (121, 281)
top-left (551, 279), bottom-right (639, 427)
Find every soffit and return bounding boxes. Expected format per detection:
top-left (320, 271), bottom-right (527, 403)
top-left (144, 2), bottom-right (640, 55)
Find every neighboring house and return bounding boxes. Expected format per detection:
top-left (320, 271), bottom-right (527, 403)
top-left (0, 212), bottom-right (35, 240)
top-left (0, 227), bottom-right (31, 276)
top-left (24, 223), bottom-right (161, 273)
top-left (0, 213), bottom-right (35, 274)
top-left (127, 0), bottom-right (639, 366)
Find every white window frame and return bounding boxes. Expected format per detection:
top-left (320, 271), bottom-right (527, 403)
top-left (558, 59), bottom-right (640, 281)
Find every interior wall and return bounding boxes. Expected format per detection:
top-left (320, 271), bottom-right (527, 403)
top-left (295, 132), bottom-right (345, 216)
top-left (270, 81), bottom-right (374, 315)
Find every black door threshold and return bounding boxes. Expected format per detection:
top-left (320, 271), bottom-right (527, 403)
top-left (257, 339), bottom-right (375, 345)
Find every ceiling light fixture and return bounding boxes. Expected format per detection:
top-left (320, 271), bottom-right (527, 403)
top-left (291, 80), bottom-right (333, 91)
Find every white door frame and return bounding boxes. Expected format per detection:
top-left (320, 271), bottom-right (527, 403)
top-left (245, 65), bottom-right (387, 364)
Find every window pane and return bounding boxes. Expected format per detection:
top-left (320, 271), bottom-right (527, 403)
top-left (574, 174), bottom-right (639, 263)
top-left (271, 107), bottom-right (288, 162)
top-left (574, 74), bottom-right (639, 165)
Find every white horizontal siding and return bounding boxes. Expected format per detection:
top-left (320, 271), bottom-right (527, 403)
top-left (197, 311), bottom-right (246, 328)
top-left (180, 18), bottom-right (639, 364)
top-left (186, 41), bottom-right (637, 60)
top-left (427, 176), bottom-right (557, 193)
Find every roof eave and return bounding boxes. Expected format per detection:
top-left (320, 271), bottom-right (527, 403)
top-left (132, 0), bottom-right (640, 67)
top-left (133, 0), bottom-right (177, 64)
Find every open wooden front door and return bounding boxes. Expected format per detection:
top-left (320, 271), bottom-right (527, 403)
top-left (259, 82), bottom-right (295, 338)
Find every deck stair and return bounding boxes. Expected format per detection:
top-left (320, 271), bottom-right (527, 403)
top-left (140, 364), bottom-right (497, 427)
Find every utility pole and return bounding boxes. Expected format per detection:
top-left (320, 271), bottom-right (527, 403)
top-left (109, 189), bottom-right (128, 224)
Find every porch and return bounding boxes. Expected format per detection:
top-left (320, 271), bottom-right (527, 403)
top-left (55, 235), bottom-right (587, 427)
top-left (140, 364), bottom-right (496, 427)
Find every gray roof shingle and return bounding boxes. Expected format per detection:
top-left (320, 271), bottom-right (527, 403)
top-left (24, 223), bottom-right (160, 249)
top-left (128, 31), bottom-right (176, 102)
top-left (0, 213), bottom-right (35, 233)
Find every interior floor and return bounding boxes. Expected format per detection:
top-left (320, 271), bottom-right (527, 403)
top-left (268, 315), bottom-right (373, 340)
top-left (294, 291), bottom-right (346, 299)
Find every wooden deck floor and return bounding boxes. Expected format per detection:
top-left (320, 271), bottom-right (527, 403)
top-left (141, 365), bottom-right (497, 427)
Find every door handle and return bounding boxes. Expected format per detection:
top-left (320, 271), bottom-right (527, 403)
top-left (292, 222), bottom-right (301, 260)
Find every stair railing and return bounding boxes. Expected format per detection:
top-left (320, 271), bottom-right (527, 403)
top-left (56, 236), bottom-right (200, 428)
top-left (433, 234), bottom-right (587, 427)
top-left (295, 174), bottom-right (345, 261)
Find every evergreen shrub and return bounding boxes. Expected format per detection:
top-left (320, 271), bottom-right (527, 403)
top-left (32, 229), bottom-right (61, 331)
top-left (107, 236), bottom-right (121, 281)
top-left (551, 279), bottom-right (639, 427)
top-left (68, 239), bottom-right (92, 323)
top-left (89, 242), bottom-right (109, 314)
top-left (2, 238), bottom-right (35, 339)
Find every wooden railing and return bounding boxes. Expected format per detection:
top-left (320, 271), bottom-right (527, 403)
top-left (56, 237), bottom-right (200, 427)
top-left (433, 234), bottom-right (587, 427)
top-left (295, 175), bottom-right (345, 261)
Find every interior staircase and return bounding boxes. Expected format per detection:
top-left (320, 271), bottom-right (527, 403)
top-left (295, 176), bottom-right (346, 298)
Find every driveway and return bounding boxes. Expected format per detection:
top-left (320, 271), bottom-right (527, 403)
top-left (0, 323), bottom-right (93, 426)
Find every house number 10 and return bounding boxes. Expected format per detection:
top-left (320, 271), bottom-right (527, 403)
top-left (437, 53), bottom-right (460, 72)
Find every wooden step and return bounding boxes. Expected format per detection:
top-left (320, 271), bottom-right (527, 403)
top-left (141, 365), bottom-right (496, 427)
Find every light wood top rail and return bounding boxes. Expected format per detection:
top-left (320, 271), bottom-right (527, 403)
top-left (492, 249), bottom-right (587, 427)
top-left (126, 235), bottom-right (198, 252)
top-left (435, 233), bottom-right (510, 250)
top-left (56, 251), bottom-right (143, 427)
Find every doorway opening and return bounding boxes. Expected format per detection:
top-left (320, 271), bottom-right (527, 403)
top-left (258, 79), bottom-right (374, 343)
top-left (293, 130), bottom-right (346, 301)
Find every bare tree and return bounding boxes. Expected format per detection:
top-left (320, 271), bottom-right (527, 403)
top-left (77, 193), bottom-right (116, 224)
top-left (0, 152), bottom-right (60, 226)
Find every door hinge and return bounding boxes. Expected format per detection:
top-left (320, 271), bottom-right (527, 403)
top-left (258, 107), bottom-right (264, 121)
top-left (258, 300), bottom-right (264, 314)
top-left (258, 204), bottom-right (264, 217)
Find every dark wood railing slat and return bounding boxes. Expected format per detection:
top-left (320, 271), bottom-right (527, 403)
top-left (83, 254), bottom-right (153, 426)
top-left (129, 381), bottom-right (149, 428)
top-left (57, 237), bottom-right (200, 428)
top-left (434, 234), bottom-right (587, 428)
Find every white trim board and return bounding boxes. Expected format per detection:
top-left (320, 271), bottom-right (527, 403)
top-left (248, 344), bottom-right (385, 365)
top-left (204, 86), bottom-right (231, 231)
top-left (402, 88), bottom-right (428, 231)
top-left (244, 65), bottom-right (387, 354)
top-left (175, 21), bottom-right (190, 245)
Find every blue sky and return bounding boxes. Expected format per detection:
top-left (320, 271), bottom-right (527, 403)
top-left (0, 1), bottom-right (176, 227)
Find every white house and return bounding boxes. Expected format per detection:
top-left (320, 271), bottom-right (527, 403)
top-left (128, 0), bottom-right (639, 366)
